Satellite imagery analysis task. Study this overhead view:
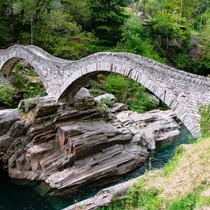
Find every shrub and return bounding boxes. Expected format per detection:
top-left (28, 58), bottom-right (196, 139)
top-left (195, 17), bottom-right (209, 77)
top-left (12, 64), bottom-right (47, 100)
top-left (104, 74), bottom-right (159, 113)
top-left (127, 179), bottom-right (163, 209)
top-left (104, 74), bottom-right (130, 103)
top-left (127, 92), bottom-right (157, 113)
top-left (199, 104), bottom-right (210, 137)
top-left (0, 85), bottom-right (17, 106)
top-left (101, 97), bottom-right (116, 108)
top-left (169, 191), bottom-right (198, 210)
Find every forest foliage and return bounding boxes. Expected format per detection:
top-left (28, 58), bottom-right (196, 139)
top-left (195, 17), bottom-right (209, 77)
top-left (86, 73), bottom-right (163, 113)
top-left (0, 0), bottom-right (209, 75)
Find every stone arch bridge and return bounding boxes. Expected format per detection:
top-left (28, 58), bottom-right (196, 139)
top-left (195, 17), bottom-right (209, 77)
top-left (0, 45), bottom-right (210, 138)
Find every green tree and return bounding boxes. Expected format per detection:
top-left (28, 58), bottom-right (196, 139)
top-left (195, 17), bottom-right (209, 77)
top-left (12, 0), bottom-right (95, 59)
top-left (0, 0), bottom-right (18, 46)
top-left (11, 0), bottom-right (56, 46)
top-left (170, 0), bottom-right (199, 19)
top-left (87, 0), bottom-right (129, 46)
top-left (150, 12), bottom-right (192, 69)
top-left (116, 15), bottom-right (165, 63)
top-left (144, 0), bottom-right (161, 18)
top-left (33, 10), bottom-right (95, 59)
top-left (193, 12), bottom-right (210, 75)
top-left (61, 0), bottom-right (91, 29)
top-left (14, 0), bottom-right (56, 24)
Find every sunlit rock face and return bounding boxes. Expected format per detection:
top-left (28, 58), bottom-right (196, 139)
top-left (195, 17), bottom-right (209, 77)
top-left (0, 89), bottom-right (180, 193)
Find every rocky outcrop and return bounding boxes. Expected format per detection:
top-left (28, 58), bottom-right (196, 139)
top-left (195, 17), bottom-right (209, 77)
top-left (114, 109), bottom-right (180, 150)
top-left (0, 90), bottom-right (181, 194)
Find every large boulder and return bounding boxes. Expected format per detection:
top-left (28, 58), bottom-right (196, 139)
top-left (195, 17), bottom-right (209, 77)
top-left (74, 87), bottom-right (92, 100)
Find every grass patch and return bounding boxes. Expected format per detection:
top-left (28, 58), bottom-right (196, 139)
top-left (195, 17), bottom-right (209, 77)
top-left (163, 145), bottom-right (186, 176)
top-left (99, 200), bottom-right (128, 210)
top-left (199, 104), bottom-right (210, 137)
top-left (127, 179), bottom-right (163, 209)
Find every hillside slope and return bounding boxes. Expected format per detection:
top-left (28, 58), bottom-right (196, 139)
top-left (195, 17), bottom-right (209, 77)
top-left (125, 136), bottom-right (210, 210)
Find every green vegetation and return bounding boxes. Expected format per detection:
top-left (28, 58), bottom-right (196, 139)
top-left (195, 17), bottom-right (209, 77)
top-left (115, 15), bottom-right (166, 63)
top-left (199, 104), bottom-right (210, 137)
top-left (86, 73), bottom-right (163, 113)
top-left (12, 64), bottom-right (47, 99)
top-left (0, 63), bottom-right (47, 108)
top-left (162, 145), bottom-right (186, 176)
top-left (127, 180), bottom-right (163, 209)
top-left (86, 0), bottom-right (129, 46)
top-left (0, 85), bottom-right (17, 106)
top-left (101, 97), bottom-right (116, 108)
top-left (0, 0), bottom-right (209, 75)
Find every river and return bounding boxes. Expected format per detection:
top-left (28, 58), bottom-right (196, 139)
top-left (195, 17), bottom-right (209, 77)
top-left (0, 126), bottom-right (193, 210)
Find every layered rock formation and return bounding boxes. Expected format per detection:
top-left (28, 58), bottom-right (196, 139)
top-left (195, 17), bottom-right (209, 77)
top-left (0, 89), bottom-right (181, 193)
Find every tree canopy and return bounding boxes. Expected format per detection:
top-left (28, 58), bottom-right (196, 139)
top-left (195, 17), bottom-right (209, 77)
top-left (0, 0), bottom-right (209, 75)
top-left (87, 0), bottom-right (129, 45)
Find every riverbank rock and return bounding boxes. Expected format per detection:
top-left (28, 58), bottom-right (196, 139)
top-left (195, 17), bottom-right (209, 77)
top-left (63, 178), bottom-right (139, 210)
top-left (113, 109), bottom-right (180, 150)
top-left (0, 89), bottom-right (181, 194)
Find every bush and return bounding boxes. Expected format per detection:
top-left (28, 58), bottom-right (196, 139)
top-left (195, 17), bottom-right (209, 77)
top-left (101, 97), bottom-right (116, 108)
top-left (199, 104), bottom-right (210, 137)
top-left (104, 74), bottom-right (159, 113)
top-left (104, 74), bottom-right (130, 103)
top-left (127, 93), bottom-right (157, 113)
top-left (12, 64), bottom-right (47, 99)
top-left (0, 85), bottom-right (17, 106)
top-left (169, 191), bottom-right (198, 210)
top-left (127, 179), bottom-right (163, 209)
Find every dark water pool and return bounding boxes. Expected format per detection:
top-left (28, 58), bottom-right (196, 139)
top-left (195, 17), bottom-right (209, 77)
top-left (0, 126), bottom-right (193, 210)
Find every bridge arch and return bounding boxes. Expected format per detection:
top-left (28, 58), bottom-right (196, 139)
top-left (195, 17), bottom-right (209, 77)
top-left (0, 45), bottom-right (67, 95)
top-left (59, 67), bottom-right (169, 104)
top-left (58, 60), bottom-right (203, 139)
top-left (0, 50), bottom-right (47, 90)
